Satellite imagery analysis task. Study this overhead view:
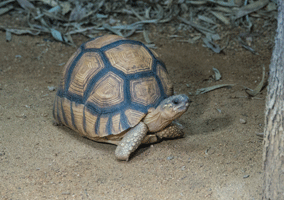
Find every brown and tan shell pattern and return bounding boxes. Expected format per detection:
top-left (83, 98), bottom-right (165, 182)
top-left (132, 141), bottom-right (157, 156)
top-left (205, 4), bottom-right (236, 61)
top-left (53, 35), bottom-right (173, 138)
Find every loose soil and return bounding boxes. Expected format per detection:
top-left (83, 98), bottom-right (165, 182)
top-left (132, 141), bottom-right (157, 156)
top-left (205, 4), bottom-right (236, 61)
top-left (0, 18), bottom-right (273, 199)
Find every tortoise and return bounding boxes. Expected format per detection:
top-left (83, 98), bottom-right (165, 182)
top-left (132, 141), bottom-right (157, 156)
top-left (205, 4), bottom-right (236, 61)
top-left (53, 35), bottom-right (191, 161)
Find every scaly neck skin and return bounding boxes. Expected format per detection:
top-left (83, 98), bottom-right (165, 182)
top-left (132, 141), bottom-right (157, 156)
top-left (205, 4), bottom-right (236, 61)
top-left (143, 106), bottom-right (173, 132)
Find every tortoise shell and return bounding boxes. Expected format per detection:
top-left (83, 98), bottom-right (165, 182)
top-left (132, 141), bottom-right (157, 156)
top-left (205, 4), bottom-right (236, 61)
top-left (53, 35), bottom-right (173, 139)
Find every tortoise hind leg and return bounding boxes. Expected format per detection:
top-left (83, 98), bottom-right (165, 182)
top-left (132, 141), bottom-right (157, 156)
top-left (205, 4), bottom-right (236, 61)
top-left (141, 134), bottom-right (159, 144)
top-left (115, 122), bottom-right (148, 161)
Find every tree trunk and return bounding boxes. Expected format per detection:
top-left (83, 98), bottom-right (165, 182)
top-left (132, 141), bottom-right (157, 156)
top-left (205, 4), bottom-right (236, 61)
top-left (263, 1), bottom-right (284, 199)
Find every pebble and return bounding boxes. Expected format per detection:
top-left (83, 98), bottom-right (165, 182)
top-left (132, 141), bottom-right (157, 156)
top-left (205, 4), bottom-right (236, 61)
top-left (167, 156), bottom-right (174, 160)
top-left (243, 174), bottom-right (250, 178)
top-left (16, 113), bottom-right (27, 119)
top-left (62, 192), bottom-right (71, 195)
top-left (240, 118), bottom-right (247, 124)
top-left (48, 86), bottom-right (56, 91)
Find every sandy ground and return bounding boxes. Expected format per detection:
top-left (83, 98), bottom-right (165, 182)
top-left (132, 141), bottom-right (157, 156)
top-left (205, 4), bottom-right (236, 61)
top-left (0, 22), bottom-right (273, 199)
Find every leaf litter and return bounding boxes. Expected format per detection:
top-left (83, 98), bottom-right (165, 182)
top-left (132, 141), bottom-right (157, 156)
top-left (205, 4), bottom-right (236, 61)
top-left (0, 0), bottom-right (277, 52)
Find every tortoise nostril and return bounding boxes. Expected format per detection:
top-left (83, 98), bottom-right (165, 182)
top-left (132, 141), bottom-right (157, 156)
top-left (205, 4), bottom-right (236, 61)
top-left (173, 99), bottom-right (179, 104)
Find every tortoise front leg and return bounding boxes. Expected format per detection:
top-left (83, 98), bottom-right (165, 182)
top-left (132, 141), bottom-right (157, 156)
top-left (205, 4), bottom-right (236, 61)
top-left (142, 124), bottom-right (184, 144)
top-left (115, 122), bottom-right (148, 161)
top-left (156, 124), bottom-right (184, 139)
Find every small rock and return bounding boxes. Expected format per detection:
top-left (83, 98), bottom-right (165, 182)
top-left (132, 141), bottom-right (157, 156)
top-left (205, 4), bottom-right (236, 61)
top-left (240, 118), bottom-right (247, 124)
top-left (0, 152), bottom-right (5, 156)
top-left (256, 132), bottom-right (264, 137)
top-left (16, 113), bottom-right (27, 119)
top-left (243, 174), bottom-right (250, 178)
top-left (48, 86), bottom-right (56, 91)
top-left (181, 166), bottom-right (185, 171)
top-left (62, 192), bottom-right (71, 195)
top-left (167, 156), bottom-right (174, 160)
top-left (15, 55), bottom-right (22, 58)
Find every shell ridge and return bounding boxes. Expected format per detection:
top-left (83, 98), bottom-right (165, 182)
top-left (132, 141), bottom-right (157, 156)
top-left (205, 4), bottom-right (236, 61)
top-left (94, 112), bottom-right (101, 135)
top-left (100, 39), bottom-right (143, 52)
top-left (82, 50), bottom-right (110, 102)
top-left (120, 110), bottom-right (130, 131)
top-left (82, 66), bottom-right (108, 103)
top-left (153, 58), bottom-right (167, 99)
top-left (125, 77), bottom-right (131, 109)
top-left (60, 97), bottom-right (68, 126)
top-left (83, 105), bottom-right (87, 133)
top-left (70, 100), bottom-right (77, 130)
top-left (107, 113), bottom-right (113, 135)
top-left (64, 46), bottom-right (85, 94)
top-left (67, 92), bottom-right (83, 104)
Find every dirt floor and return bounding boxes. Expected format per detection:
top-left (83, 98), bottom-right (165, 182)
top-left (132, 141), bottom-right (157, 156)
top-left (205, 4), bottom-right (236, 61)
top-left (0, 19), bottom-right (274, 199)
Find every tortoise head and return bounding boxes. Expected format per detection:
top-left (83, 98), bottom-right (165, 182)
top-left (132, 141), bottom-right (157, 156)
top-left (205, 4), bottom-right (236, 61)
top-left (143, 94), bottom-right (191, 132)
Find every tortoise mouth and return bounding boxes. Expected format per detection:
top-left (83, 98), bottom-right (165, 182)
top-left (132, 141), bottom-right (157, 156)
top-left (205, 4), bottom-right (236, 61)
top-left (173, 102), bottom-right (189, 112)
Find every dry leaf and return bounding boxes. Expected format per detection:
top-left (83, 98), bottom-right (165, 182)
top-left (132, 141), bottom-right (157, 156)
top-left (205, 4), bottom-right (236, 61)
top-left (196, 84), bottom-right (234, 95)
top-left (17, 0), bottom-right (35, 11)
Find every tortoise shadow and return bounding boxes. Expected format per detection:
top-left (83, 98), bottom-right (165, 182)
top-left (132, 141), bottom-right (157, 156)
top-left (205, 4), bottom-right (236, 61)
top-left (186, 114), bottom-right (233, 136)
top-left (56, 125), bottom-right (117, 154)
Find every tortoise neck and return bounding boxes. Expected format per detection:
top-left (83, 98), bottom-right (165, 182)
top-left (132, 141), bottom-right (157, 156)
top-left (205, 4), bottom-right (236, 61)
top-left (143, 106), bottom-right (172, 132)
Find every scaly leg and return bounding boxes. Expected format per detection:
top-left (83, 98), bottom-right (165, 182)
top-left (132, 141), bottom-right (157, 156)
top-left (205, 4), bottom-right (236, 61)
top-left (115, 122), bottom-right (148, 161)
top-left (142, 124), bottom-right (184, 144)
top-left (156, 124), bottom-right (184, 139)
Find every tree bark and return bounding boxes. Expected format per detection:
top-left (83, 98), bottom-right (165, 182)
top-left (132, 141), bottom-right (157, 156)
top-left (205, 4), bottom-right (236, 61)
top-left (263, 1), bottom-right (284, 199)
